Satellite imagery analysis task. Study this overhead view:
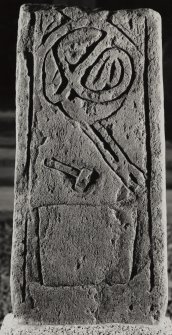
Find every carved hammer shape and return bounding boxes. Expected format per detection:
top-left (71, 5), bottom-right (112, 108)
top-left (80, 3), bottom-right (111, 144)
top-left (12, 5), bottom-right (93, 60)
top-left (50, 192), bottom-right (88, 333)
top-left (45, 158), bottom-right (93, 192)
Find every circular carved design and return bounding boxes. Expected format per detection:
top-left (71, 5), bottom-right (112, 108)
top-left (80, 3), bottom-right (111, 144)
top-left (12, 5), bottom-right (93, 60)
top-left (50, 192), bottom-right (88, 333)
top-left (43, 27), bottom-right (135, 122)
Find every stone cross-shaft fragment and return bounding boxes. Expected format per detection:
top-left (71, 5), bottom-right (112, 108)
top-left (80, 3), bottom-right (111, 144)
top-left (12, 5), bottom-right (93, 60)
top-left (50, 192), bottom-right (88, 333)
top-left (11, 5), bottom-right (167, 325)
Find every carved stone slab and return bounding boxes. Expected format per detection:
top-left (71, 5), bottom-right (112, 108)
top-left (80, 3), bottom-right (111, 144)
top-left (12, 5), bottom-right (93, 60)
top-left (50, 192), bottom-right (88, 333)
top-left (12, 5), bottom-right (167, 325)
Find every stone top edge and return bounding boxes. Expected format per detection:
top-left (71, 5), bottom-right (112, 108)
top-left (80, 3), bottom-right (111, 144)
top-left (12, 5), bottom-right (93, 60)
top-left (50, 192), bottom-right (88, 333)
top-left (20, 4), bottom-right (161, 20)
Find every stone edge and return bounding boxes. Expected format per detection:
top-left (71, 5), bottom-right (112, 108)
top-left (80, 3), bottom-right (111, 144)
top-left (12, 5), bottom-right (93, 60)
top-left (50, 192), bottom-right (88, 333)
top-left (19, 4), bottom-right (160, 15)
top-left (146, 8), bottom-right (168, 316)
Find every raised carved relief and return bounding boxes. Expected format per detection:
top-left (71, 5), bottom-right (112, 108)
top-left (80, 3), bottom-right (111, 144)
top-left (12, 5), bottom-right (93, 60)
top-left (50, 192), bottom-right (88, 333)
top-left (12, 5), bottom-right (167, 325)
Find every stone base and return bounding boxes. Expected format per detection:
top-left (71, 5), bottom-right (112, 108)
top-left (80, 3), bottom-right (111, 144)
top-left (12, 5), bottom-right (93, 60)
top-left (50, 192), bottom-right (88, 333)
top-left (0, 314), bottom-right (172, 335)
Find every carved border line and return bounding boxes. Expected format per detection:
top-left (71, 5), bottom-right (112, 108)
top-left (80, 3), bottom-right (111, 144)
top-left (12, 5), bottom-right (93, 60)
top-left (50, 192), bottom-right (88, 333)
top-left (144, 17), bottom-right (154, 291)
top-left (22, 10), bottom-right (35, 302)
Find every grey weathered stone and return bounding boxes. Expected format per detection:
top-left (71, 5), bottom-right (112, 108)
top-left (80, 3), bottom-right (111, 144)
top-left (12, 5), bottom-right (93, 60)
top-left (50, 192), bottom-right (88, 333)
top-left (8, 4), bottom-right (169, 327)
top-left (1, 314), bottom-right (172, 335)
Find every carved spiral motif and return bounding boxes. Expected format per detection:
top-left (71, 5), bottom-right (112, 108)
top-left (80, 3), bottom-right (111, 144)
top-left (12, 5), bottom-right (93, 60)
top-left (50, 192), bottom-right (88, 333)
top-left (76, 47), bottom-right (133, 103)
top-left (43, 27), bottom-right (134, 122)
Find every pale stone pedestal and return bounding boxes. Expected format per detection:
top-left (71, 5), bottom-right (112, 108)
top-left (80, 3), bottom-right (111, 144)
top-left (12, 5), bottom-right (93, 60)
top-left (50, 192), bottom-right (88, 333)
top-left (1, 314), bottom-right (172, 335)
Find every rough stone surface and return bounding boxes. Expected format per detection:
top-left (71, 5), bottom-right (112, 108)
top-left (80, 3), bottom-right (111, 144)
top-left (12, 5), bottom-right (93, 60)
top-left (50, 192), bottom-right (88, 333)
top-left (1, 314), bottom-right (172, 335)
top-left (0, 214), bottom-right (12, 325)
top-left (11, 5), bottom-right (167, 325)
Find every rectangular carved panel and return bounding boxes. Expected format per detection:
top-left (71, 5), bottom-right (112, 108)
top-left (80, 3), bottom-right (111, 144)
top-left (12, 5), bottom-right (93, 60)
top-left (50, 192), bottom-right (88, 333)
top-left (12, 5), bottom-right (167, 325)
